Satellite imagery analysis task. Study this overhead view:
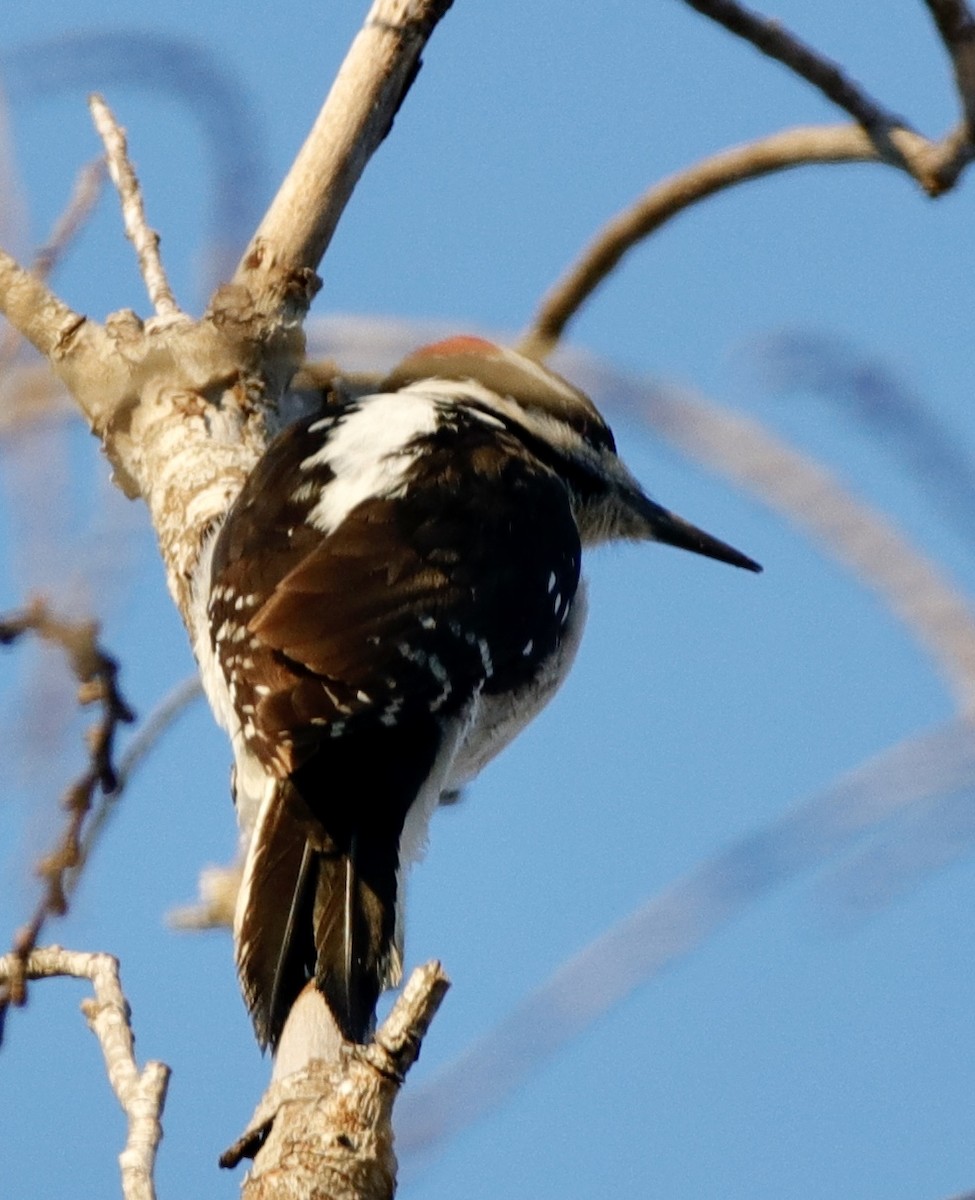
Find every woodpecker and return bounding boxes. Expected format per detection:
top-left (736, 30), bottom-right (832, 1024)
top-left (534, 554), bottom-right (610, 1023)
top-left (193, 336), bottom-right (760, 1061)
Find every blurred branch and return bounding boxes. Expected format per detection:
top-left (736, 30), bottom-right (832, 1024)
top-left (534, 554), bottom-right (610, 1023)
top-left (398, 717), bottom-right (975, 1166)
top-left (0, 158), bottom-right (104, 369)
top-left (745, 331), bottom-right (975, 547)
top-left (114, 674), bottom-right (202, 789)
top-left (32, 158), bottom-right (105, 284)
top-left (0, 601), bottom-right (134, 1030)
top-left (74, 674), bottom-right (203, 892)
top-left (89, 95), bottom-right (181, 320)
top-left (0, 30), bottom-right (270, 288)
top-left (0, 364), bottom-right (73, 431)
top-left (647, 382), bottom-right (975, 709)
top-left (0, 946), bottom-right (169, 1200)
top-left (167, 859), bottom-right (241, 932)
top-left (818, 784), bottom-right (975, 918)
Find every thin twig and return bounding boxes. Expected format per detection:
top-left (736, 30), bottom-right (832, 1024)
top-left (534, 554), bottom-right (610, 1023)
top-left (923, 0), bottom-right (975, 131)
top-left (34, 158), bottom-right (106, 281)
top-left (520, 124), bottom-right (885, 356)
top-left (88, 94), bottom-right (181, 320)
top-left (0, 601), bottom-right (134, 1026)
top-left (0, 947), bottom-right (169, 1200)
top-left (682, 0), bottom-right (911, 139)
top-left (72, 674), bottom-right (202, 893)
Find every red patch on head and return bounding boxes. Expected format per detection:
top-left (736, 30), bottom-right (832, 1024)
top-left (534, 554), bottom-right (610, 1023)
top-left (416, 335), bottom-right (500, 358)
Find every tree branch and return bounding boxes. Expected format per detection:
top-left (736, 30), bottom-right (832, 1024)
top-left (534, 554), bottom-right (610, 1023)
top-left (923, 0), bottom-right (975, 132)
top-left (520, 123), bottom-right (886, 356)
top-left (74, 674), bottom-right (203, 896)
top-left (221, 962), bottom-right (450, 1200)
top-left (31, 158), bottom-right (105, 287)
top-left (0, 947), bottom-right (169, 1200)
top-left (0, 157), bottom-right (104, 369)
top-left (0, 0), bottom-right (455, 634)
top-left (523, 3), bottom-right (975, 355)
top-left (683, 0), bottom-right (911, 139)
top-left (0, 602), bottom-right (134, 1028)
top-left (234, 0), bottom-right (454, 309)
top-left (89, 94), bottom-right (182, 320)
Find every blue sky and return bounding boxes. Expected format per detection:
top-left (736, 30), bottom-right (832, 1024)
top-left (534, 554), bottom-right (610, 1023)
top-left (2, 3), bottom-right (975, 1198)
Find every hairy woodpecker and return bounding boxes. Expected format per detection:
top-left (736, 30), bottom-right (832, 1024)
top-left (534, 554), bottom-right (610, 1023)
top-left (194, 336), bottom-right (760, 1060)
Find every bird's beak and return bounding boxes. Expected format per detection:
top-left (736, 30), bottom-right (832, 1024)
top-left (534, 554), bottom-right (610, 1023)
top-left (633, 492), bottom-right (762, 573)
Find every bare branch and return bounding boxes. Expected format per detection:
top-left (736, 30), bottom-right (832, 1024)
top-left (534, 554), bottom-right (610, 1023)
top-left (682, 0), bottom-right (911, 139)
top-left (0, 364), bottom-right (75, 432)
top-left (221, 962), bottom-right (449, 1200)
top-left (0, 245), bottom-right (89, 359)
top-left (0, 5), bottom-right (454, 639)
top-left (0, 158), bottom-right (105, 369)
top-left (524, 3), bottom-right (975, 354)
top-left (923, 0), bottom-right (975, 131)
top-left (89, 94), bottom-right (182, 320)
top-left (0, 947), bottom-right (169, 1200)
top-left (0, 601), bottom-right (134, 1023)
top-left (520, 124), bottom-right (886, 355)
top-left (235, 0), bottom-right (453, 305)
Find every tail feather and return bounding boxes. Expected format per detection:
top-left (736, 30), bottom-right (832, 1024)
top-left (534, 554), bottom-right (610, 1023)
top-left (312, 832), bottom-right (401, 1043)
top-left (267, 839), bottom-right (316, 1035)
top-left (235, 779), bottom-right (403, 1050)
top-left (235, 786), bottom-right (316, 1051)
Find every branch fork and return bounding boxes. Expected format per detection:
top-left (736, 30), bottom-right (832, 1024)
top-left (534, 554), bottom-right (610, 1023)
top-left (222, 963), bottom-right (450, 1200)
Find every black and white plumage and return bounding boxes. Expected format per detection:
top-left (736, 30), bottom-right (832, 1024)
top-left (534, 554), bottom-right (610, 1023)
top-left (194, 336), bottom-right (760, 1060)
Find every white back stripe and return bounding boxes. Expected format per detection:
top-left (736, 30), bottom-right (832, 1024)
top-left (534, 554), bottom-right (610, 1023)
top-left (303, 392), bottom-right (441, 534)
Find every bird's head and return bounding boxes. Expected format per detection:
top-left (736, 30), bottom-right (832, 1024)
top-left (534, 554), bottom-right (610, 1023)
top-left (385, 337), bottom-right (761, 573)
